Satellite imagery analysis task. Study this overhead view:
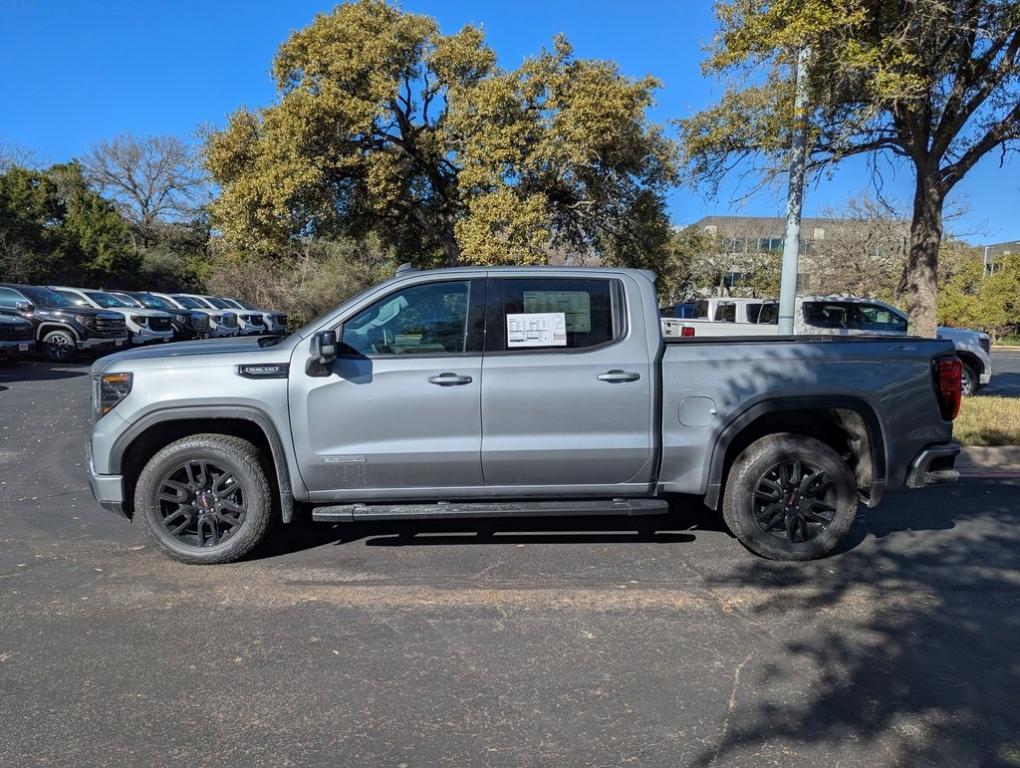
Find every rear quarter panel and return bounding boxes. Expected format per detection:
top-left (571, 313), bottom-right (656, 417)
top-left (658, 338), bottom-right (956, 494)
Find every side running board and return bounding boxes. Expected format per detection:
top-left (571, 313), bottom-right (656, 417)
top-left (311, 498), bottom-right (669, 523)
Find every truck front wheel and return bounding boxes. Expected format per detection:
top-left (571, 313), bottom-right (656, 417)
top-left (41, 330), bottom-right (77, 362)
top-left (134, 434), bottom-right (273, 564)
top-left (722, 433), bottom-right (857, 561)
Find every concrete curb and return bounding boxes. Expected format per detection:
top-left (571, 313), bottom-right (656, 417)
top-left (958, 445), bottom-right (1020, 474)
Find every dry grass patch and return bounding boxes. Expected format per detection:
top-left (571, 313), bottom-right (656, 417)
top-left (954, 396), bottom-right (1020, 446)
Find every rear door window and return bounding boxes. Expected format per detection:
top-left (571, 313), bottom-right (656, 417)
top-left (802, 302), bottom-right (855, 330)
top-left (714, 303), bottom-right (736, 322)
top-left (489, 277), bottom-right (622, 352)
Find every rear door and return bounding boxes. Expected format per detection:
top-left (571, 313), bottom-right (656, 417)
top-left (480, 275), bottom-right (655, 491)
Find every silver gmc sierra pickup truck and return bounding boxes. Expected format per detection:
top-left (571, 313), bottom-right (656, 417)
top-left (87, 266), bottom-right (963, 564)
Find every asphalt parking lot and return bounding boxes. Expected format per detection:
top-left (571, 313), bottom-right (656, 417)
top-left (982, 349), bottom-right (1020, 397)
top-left (2, 356), bottom-right (1019, 768)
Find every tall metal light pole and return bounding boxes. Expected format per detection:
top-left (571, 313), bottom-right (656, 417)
top-left (778, 46), bottom-right (811, 335)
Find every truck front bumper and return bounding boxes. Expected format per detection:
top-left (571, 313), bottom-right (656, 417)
top-left (237, 320), bottom-right (264, 336)
top-left (905, 442), bottom-right (961, 488)
top-left (78, 336), bottom-right (128, 351)
top-left (208, 325), bottom-right (238, 338)
top-left (86, 438), bottom-right (128, 518)
top-left (131, 327), bottom-right (175, 345)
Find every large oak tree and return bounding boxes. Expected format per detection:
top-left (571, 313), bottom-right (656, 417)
top-left (679, 0), bottom-right (1020, 335)
top-left (204, 0), bottom-right (677, 267)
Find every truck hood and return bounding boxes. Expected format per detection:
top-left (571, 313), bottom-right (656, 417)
top-left (120, 307), bottom-right (172, 319)
top-left (92, 336), bottom-right (286, 373)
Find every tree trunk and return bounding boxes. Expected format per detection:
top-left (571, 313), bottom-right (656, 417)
top-left (900, 176), bottom-right (944, 338)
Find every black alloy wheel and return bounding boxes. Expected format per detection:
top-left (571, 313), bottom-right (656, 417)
top-left (752, 459), bottom-right (837, 543)
top-left (156, 459), bottom-right (247, 547)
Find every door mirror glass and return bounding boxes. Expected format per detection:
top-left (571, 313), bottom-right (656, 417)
top-left (15, 300), bottom-right (32, 312)
top-left (311, 330), bottom-right (338, 364)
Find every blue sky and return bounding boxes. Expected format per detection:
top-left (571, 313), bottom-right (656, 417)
top-left (1, 0), bottom-right (1016, 243)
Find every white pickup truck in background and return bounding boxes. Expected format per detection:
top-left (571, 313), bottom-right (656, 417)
top-left (664, 295), bottom-right (993, 395)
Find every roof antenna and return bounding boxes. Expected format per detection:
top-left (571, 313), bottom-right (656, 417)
top-left (395, 262), bottom-right (416, 275)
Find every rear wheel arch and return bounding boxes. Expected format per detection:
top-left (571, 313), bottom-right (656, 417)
top-left (703, 396), bottom-right (886, 510)
top-left (113, 408), bottom-right (295, 523)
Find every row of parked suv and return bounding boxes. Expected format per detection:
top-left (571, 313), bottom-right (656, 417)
top-left (0, 283), bottom-right (287, 362)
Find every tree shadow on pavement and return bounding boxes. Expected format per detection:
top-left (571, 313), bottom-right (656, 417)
top-left (0, 361), bottom-right (88, 381)
top-left (689, 478), bottom-right (1020, 767)
top-left (256, 511), bottom-right (702, 558)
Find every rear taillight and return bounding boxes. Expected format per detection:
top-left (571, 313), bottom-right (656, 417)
top-left (934, 357), bottom-right (962, 420)
top-left (681, 326), bottom-right (696, 338)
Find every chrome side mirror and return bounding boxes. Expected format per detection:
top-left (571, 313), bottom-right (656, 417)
top-left (15, 300), bottom-right (32, 312)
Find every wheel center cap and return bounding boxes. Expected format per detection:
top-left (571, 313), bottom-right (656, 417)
top-left (197, 492), bottom-right (214, 511)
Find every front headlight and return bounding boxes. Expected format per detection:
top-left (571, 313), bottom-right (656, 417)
top-left (75, 314), bottom-right (95, 327)
top-left (97, 372), bottom-right (132, 419)
top-left (174, 313), bottom-right (189, 324)
top-left (130, 315), bottom-right (146, 325)
top-left (212, 314), bottom-right (222, 323)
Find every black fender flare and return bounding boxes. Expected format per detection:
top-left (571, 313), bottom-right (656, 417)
top-left (36, 322), bottom-right (80, 343)
top-left (703, 395), bottom-right (887, 509)
top-left (111, 405), bottom-right (296, 523)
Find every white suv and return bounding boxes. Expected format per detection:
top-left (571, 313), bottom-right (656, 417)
top-left (152, 293), bottom-right (239, 338)
top-left (213, 296), bottom-right (288, 335)
top-left (50, 286), bottom-right (175, 345)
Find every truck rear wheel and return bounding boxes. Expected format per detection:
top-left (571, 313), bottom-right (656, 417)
top-left (134, 434), bottom-right (273, 564)
top-left (722, 433), bottom-right (857, 561)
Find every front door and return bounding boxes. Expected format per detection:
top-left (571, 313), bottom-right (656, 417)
top-left (289, 277), bottom-right (487, 497)
top-left (480, 275), bottom-right (655, 492)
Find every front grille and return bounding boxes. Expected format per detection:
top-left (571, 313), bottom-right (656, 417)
top-left (0, 323), bottom-right (33, 341)
top-left (95, 316), bottom-right (126, 333)
top-left (192, 315), bottom-right (210, 332)
top-left (221, 314), bottom-right (238, 328)
top-left (149, 317), bottom-right (172, 332)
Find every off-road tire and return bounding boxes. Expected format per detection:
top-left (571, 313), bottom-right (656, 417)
top-left (722, 433), bottom-right (857, 561)
top-left (134, 434), bottom-right (273, 564)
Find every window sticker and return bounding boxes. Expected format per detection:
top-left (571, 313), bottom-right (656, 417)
top-left (522, 291), bottom-right (591, 332)
top-left (507, 312), bottom-right (567, 347)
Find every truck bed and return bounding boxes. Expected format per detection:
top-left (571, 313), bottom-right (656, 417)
top-left (656, 335), bottom-right (956, 499)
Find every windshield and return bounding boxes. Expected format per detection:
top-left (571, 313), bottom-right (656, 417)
top-left (171, 295), bottom-right (203, 309)
top-left (111, 293), bottom-right (143, 308)
top-left (84, 290), bottom-right (130, 309)
top-left (21, 285), bottom-right (74, 308)
top-left (137, 293), bottom-right (175, 311)
top-left (204, 297), bottom-right (231, 309)
top-left (236, 298), bottom-right (258, 310)
top-left (53, 289), bottom-right (91, 307)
